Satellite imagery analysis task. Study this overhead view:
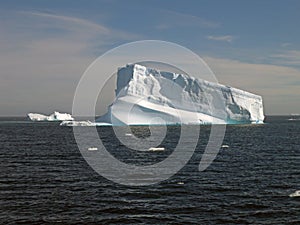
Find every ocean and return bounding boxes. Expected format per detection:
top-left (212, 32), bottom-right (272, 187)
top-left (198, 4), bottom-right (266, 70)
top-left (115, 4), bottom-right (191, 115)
top-left (0, 116), bottom-right (299, 224)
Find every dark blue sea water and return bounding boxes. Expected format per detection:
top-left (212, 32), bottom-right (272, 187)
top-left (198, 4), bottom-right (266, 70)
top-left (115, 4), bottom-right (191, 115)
top-left (0, 116), bottom-right (299, 224)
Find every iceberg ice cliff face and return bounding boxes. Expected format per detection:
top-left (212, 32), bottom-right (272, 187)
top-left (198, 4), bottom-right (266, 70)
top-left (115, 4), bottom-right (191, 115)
top-left (97, 64), bottom-right (264, 125)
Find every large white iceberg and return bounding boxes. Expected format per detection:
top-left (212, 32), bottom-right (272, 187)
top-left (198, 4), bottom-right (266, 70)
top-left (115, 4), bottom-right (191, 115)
top-left (28, 111), bottom-right (74, 122)
top-left (97, 64), bottom-right (264, 125)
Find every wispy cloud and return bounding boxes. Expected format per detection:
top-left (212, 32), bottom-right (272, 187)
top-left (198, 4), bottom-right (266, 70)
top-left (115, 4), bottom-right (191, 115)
top-left (204, 56), bottom-right (300, 114)
top-left (24, 11), bottom-right (111, 34)
top-left (281, 42), bottom-right (292, 48)
top-left (21, 10), bottom-right (139, 42)
top-left (155, 9), bottom-right (220, 30)
top-left (270, 50), bottom-right (300, 66)
top-left (0, 10), bottom-right (140, 115)
top-left (206, 35), bottom-right (235, 43)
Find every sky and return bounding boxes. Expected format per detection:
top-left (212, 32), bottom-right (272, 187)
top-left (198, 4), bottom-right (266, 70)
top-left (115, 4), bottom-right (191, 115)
top-left (0, 0), bottom-right (300, 116)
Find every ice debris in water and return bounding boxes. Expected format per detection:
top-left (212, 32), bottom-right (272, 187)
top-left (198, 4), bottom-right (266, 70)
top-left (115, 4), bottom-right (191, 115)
top-left (60, 120), bottom-right (111, 126)
top-left (148, 147), bottom-right (165, 152)
top-left (221, 145), bottom-right (229, 148)
top-left (289, 190), bottom-right (300, 197)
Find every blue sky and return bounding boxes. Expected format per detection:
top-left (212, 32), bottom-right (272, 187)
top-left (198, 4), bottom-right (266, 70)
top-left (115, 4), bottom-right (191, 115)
top-left (0, 0), bottom-right (300, 115)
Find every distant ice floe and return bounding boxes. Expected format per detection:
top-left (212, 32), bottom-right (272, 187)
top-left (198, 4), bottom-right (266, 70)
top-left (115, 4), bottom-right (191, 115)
top-left (28, 111), bottom-right (74, 122)
top-left (221, 144), bottom-right (229, 148)
top-left (148, 147), bottom-right (165, 152)
top-left (59, 120), bottom-right (111, 127)
top-left (288, 114), bottom-right (300, 121)
top-left (289, 190), bottom-right (300, 197)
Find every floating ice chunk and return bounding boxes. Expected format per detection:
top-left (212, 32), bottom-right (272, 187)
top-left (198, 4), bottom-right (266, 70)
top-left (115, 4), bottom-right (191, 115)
top-left (289, 190), bottom-right (300, 197)
top-left (148, 147), bottom-right (165, 151)
top-left (221, 145), bottom-right (229, 148)
top-left (60, 120), bottom-right (94, 126)
top-left (288, 114), bottom-right (300, 120)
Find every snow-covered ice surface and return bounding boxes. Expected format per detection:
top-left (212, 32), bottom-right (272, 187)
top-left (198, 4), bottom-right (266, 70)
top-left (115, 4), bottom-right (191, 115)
top-left (28, 111), bottom-right (74, 122)
top-left (97, 64), bottom-right (265, 125)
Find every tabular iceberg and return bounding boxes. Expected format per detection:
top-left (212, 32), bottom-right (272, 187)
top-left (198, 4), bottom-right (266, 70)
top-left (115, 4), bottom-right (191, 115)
top-left (28, 111), bottom-right (74, 122)
top-left (97, 64), bottom-right (264, 125)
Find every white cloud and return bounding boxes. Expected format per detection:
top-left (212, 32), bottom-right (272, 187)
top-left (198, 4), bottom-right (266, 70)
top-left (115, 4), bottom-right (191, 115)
top-left (206, 35), bottom-right (235, 43)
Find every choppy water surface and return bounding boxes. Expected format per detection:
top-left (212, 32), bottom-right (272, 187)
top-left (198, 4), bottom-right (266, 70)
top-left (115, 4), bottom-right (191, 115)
top-left (0, 116), bottom-right (299, 224)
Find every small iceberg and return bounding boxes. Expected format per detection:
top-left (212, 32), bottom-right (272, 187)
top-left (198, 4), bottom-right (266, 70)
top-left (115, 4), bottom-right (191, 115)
top-left (148, 147), bottom-right (165, 152)
top-left (289, 190), bottom-right (300, 197)
top-left (28, 111), bottom-right (74, 122)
